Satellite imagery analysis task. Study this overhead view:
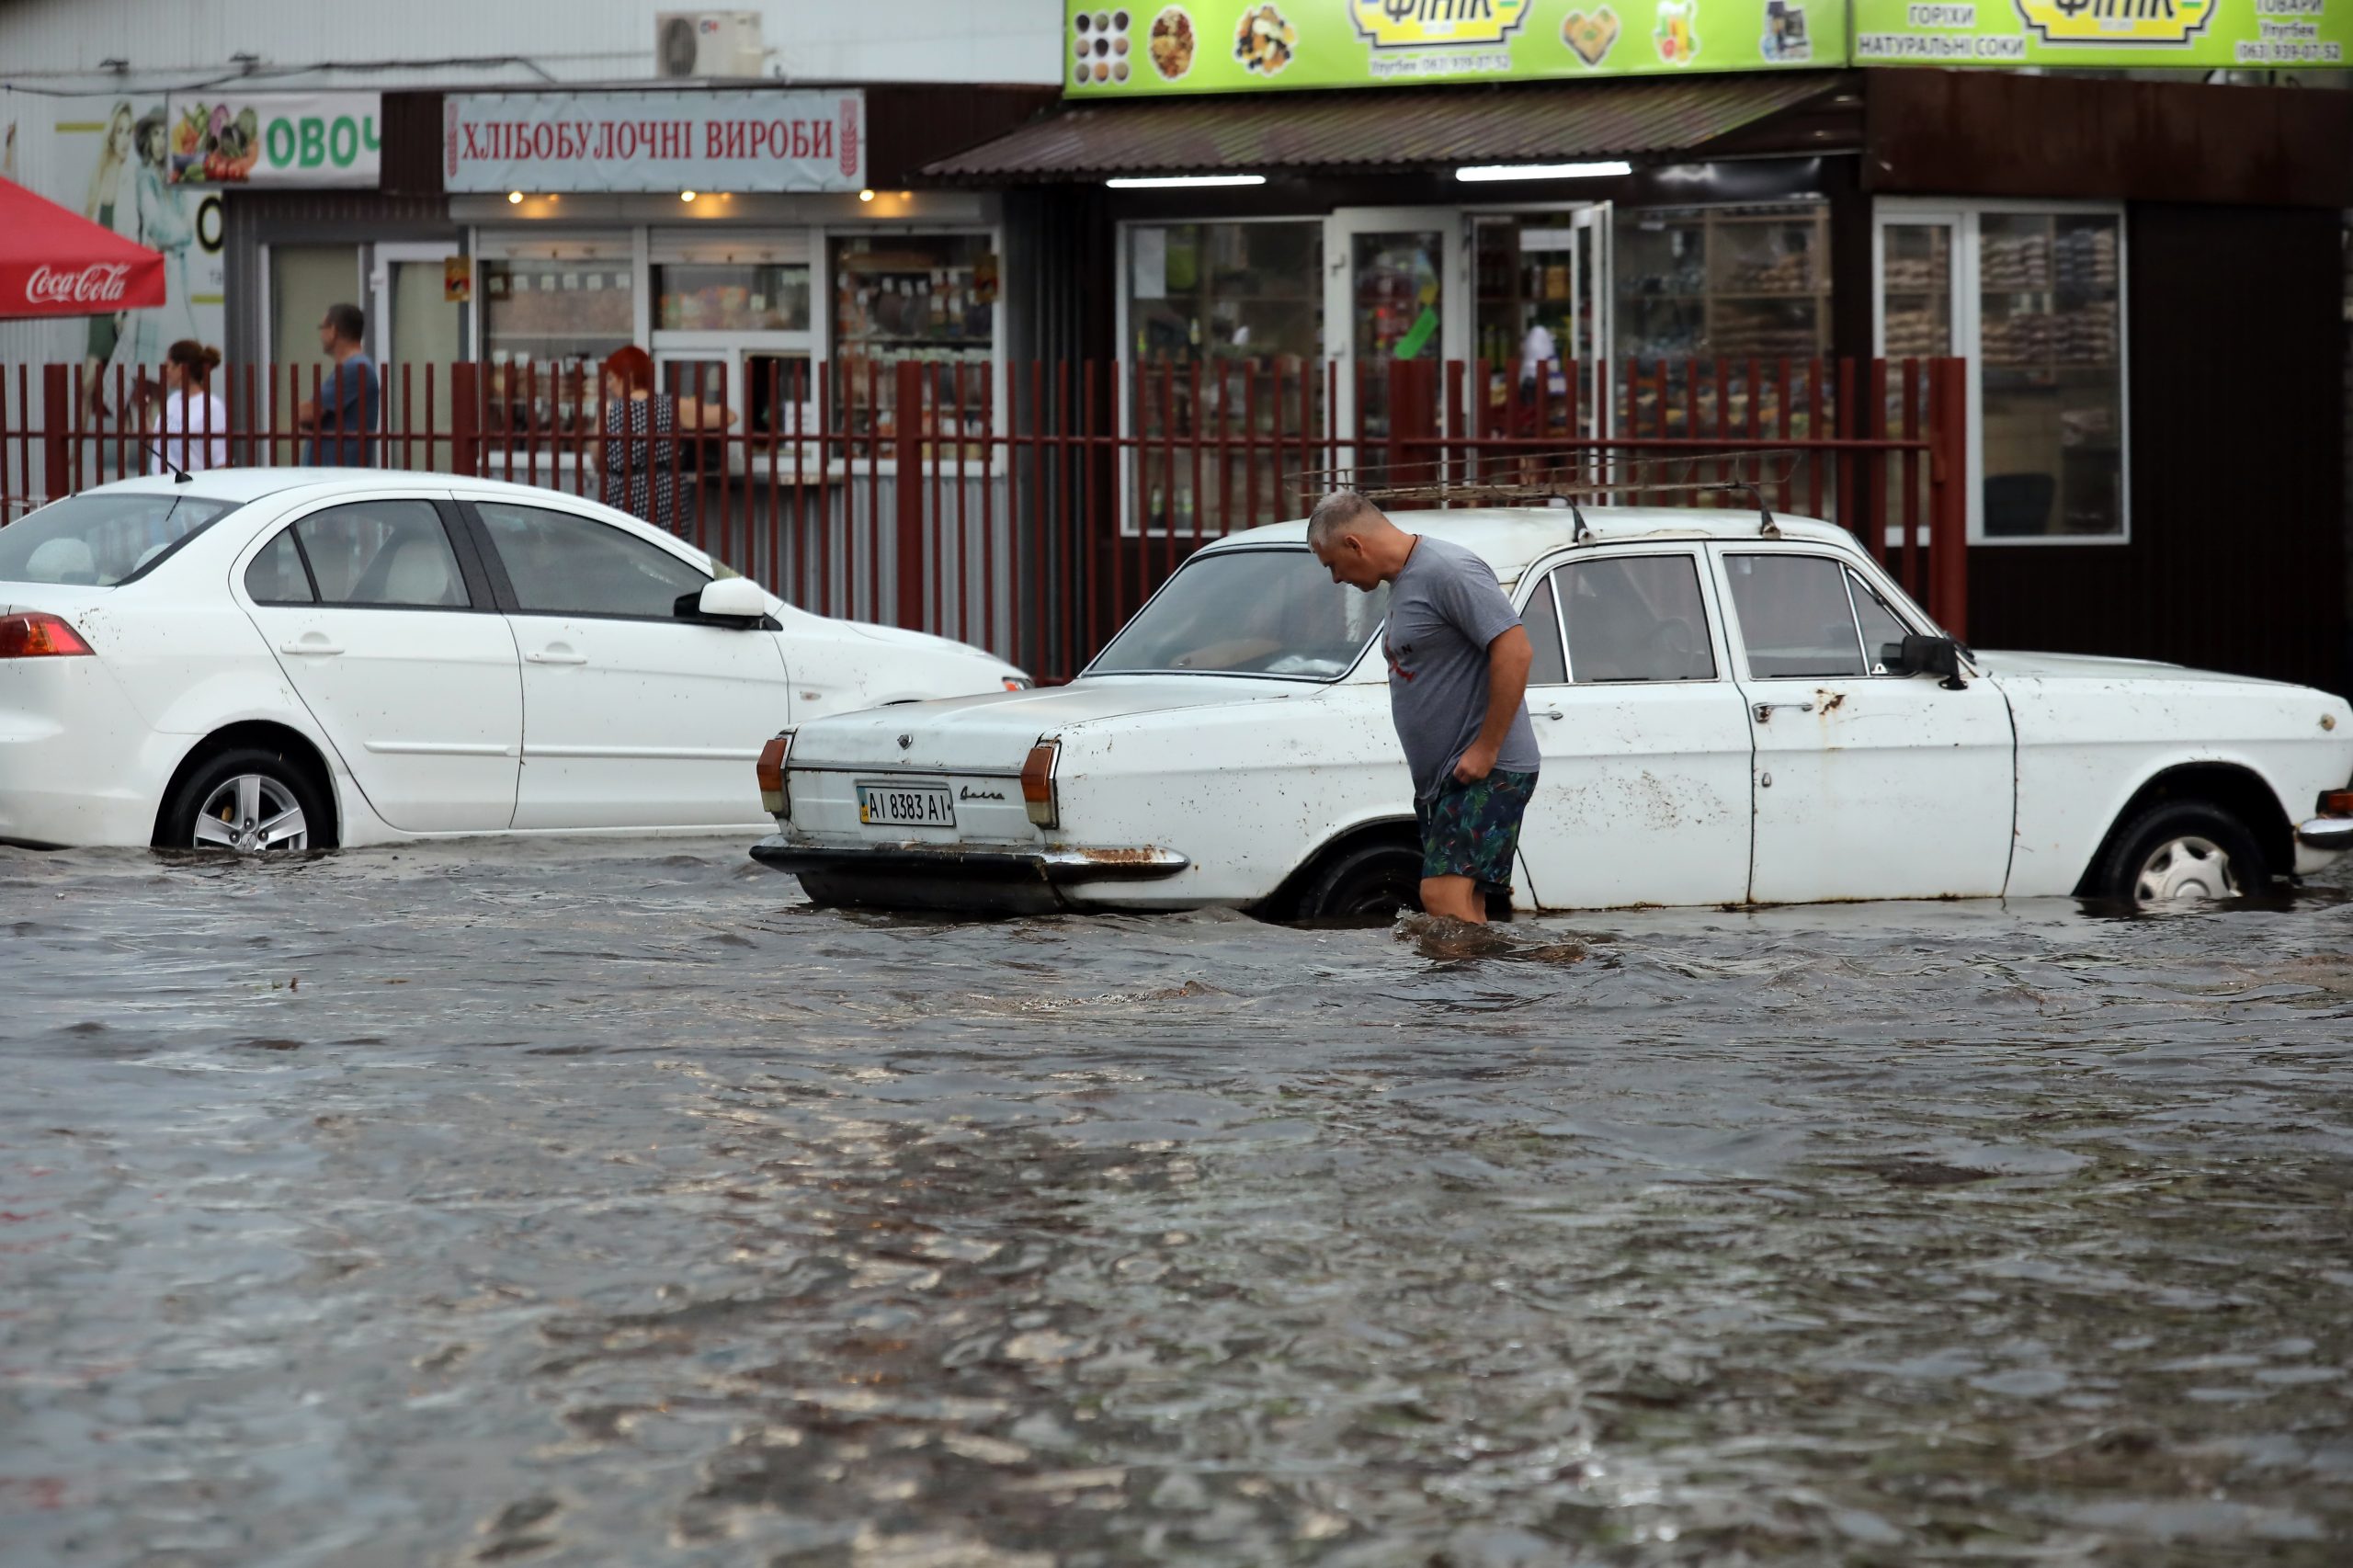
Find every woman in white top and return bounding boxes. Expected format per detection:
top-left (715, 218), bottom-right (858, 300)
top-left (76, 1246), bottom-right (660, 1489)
top-left (150, 339), bottom-right (230, 474)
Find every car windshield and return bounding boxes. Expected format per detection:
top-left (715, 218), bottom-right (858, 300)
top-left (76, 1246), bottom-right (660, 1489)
top-left (1088, 547), bottom-right (1392, 680)
top-left (0, 493), bottom-right (239, 586)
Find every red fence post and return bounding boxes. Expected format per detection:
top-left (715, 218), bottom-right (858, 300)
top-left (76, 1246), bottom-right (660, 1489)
top-left (449, 362), bottom-right (482, 479)
top-left (40, 364), bottom-right (71, 503)
top-left (1928, 357), bottom-right (1970, 640)
top-left (894, 359), bottom-right (925, 630)
top-left (1387, 358), bottom-right (1436, 498)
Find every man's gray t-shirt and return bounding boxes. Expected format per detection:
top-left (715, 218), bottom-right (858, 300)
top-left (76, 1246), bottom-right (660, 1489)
top-left (1381, 534), bottom-right (1541, 801)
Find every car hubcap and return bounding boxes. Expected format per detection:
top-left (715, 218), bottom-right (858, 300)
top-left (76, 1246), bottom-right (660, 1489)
top-left (191, 774), bottom-right (308, 854)
top-left (2133, 835), bottom-right (2235, 903)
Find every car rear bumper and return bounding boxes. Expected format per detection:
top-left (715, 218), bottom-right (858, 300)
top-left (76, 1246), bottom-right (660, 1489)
top-left (2295, 816), bottom-right (2353, 855)
top-left (751, 835), bottom-right (1188, 915)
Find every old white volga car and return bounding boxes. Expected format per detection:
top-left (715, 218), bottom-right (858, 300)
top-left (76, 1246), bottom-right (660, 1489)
top-left (750, 508), bottom-right (2353, 916)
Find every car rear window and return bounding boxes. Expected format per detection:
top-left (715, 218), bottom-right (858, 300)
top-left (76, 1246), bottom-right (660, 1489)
top-left (0, 493), bottom-right (240, 586)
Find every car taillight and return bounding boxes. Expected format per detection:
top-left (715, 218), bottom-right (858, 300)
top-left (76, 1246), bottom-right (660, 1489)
top-left (0, 612), bottom-right (94, 659)
top-left (756, 730), bottom-right (793, 817)
top-left (1020, 739), bottom-right (1060, 829)
top-left (2318, 789), bottom-right (2353, 819)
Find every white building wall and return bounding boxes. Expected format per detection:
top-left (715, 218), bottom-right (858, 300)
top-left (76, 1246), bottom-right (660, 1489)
top-left (0, 0), bottom-right (1063, 89)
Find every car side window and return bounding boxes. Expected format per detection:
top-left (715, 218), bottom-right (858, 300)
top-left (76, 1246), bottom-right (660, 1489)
top-left (292, 501), bottom-right (470, 609)
top-left (1723, 554), bottom-right (1865, 679)
top-left (1553, 554), bottom-right (1717, 683)
top-left (1848, 569), bottom-right (1912, 675)
top-left (1520, 571), bottom-right (1568, 685)
top-left (244, 527), bottom-right (314, 605)
top-left (476, 501), bottom-right (708, 619)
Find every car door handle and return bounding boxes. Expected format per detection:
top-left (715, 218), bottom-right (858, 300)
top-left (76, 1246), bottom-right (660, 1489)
top-left (1753, 701), bottom-right (1814, 722)
top-left (279, 639), bottom-right (343, 656)
top-left (1535, 709), bottom-right (1564, 721)
top-left (527, 648), bottom-right (587, 665)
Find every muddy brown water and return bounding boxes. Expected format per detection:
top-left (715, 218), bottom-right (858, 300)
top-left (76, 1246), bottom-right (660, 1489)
top-left (4, 841), bottom-right (2350, 1567)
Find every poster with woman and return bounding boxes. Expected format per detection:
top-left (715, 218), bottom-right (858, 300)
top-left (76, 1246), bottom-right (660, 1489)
top-left (0, 89), bottom-right (225, 422)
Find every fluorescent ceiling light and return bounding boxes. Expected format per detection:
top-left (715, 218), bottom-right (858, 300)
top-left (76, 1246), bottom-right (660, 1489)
top-left (1455, 160), bottom-right (1632, 183)
top-left (1105, 174), bottom-right (1267, 188)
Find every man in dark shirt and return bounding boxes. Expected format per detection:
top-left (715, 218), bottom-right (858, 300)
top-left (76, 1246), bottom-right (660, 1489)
top-left (297, 301), bottom-right (379, 466)
top-left (1309, 490), bottom-right (1539, 924)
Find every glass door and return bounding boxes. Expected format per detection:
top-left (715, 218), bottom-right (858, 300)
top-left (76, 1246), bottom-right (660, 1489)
top-left (372, 243), bottom-right (463, 472)
top-left (1324, 209), bottom-right (1461, 473)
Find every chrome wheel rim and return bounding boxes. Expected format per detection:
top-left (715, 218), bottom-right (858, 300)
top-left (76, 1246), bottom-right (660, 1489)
top-left (2133, 835), bottom-right (2236, 903)
top-left (191, 774), bottom-right (309, 854)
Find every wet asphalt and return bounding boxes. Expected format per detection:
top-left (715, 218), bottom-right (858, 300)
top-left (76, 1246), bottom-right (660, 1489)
top-left (4, 839), bottom-right (2351, 1566)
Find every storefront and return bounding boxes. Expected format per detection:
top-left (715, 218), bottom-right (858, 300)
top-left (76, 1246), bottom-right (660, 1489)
top-left (443, 85), bottom-right (1047, 452)
top-left (923, 1), bottom-right (2353, 688)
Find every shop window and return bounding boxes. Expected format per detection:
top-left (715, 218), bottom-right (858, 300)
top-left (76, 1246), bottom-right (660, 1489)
top-left (1617, 203), bottom-right (1828, 363)
top-left (832, 233), bottom-right (997, 444)
top-left (1978, 212), bottom-right (2122, 540)
top-left (1121, 221), bottom-right (1324, 537)
top-left (1875, 204), bottom-right (2126, 542)
top-left (654, 262), bottom-right (809, 333)
top-left (479, 236), bottom-right (634, 439)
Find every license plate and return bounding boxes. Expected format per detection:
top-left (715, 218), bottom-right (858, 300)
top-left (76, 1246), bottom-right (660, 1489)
top-left (857, 780), bottom-right (956, 828)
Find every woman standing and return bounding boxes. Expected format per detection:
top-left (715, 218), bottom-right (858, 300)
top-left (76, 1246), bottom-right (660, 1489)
top-left (147, 340), bottom-right (229, 474)
top-left (593, 346), bottom-right (731, 537)
top-left (121, 109), bottom-right (200, 375)
top-left (78, 103), bottom-right (135, 424)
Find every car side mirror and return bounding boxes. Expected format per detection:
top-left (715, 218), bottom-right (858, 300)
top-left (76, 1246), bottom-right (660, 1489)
top-left (680, 577), bottom-right (772, 627)
top-left (1881, 633), bottom-right (1967, 688)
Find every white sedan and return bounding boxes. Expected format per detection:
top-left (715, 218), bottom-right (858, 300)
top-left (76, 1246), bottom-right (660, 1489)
top-left (0, 471), bottom-right (1026, 850)
top-left (752, 506), bottom-right (2353, 915)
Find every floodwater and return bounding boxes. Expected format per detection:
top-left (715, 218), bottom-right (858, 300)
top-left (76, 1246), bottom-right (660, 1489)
top-left (5, 842), bottom-right (2351, 1568)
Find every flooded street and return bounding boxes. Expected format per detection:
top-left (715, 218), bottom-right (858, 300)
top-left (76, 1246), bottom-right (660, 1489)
top-left (5, 841), bottom-right (2351, 1567)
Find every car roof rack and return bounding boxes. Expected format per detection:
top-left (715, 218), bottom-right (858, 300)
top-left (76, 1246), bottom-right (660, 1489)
top-left (1290, 451), bottom-right (1803, 541)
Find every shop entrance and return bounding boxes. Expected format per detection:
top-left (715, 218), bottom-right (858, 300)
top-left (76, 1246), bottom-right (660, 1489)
top-left (373, 242), bottom-right (464, 471)
top-left (1324, 208), bottom-right (1460, 450)
top-left (1468, 203), bottom-right (1613, 450)
top-left (1323, 205), bottom-right (1615, 464)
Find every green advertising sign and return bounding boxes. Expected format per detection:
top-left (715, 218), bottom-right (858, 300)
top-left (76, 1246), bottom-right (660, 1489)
top-left (1061, 0), bottom-right (1835, 97)
top-left (1854, 0), bottom-right (2347, 65)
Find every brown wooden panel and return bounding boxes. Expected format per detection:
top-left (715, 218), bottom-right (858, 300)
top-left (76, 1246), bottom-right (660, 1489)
top-left (1866, 73), bottom-right (2353, 210)
top-left (1965, 203), bottom-right (2346, 696)
top-left (381, 91), bottom-right (444, 197)
top-left (868, 85), bottom-right (1060, 188)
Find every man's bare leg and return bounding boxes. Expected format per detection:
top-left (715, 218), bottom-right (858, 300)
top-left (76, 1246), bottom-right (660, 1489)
top-left (1419, 875), bottom-right (1486, 925)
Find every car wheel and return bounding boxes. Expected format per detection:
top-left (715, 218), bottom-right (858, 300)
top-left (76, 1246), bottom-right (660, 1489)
top-left (2095, 799), bottom-right (2267, 906)
top-left (163, 746), bottom-right (329, 854)
top-left (1299, 841), bottom-right (1424, 920)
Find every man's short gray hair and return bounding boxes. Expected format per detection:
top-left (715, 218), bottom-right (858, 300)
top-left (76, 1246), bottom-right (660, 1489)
top-left (1306, 489), bottom-right (1380, 551)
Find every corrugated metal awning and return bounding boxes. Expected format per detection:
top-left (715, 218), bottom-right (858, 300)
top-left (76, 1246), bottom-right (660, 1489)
top-left (924, 73), bottom-right (1854, 184)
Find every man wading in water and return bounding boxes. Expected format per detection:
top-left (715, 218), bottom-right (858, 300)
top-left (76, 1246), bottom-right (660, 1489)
top-left (1308, 491), bottom-right (1540, 925)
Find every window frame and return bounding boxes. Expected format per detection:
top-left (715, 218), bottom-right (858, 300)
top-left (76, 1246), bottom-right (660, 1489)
top-left (237, 495), bottom-right (492, 614)
top-left (1517, 547), bottom-right (1727, 687)
top-left (1719, 548), bottom-right (1906, 682)
top-left (458, 497), bottom-right (720, 626)
top-left (1872, 196), bottom-right (2131, 549)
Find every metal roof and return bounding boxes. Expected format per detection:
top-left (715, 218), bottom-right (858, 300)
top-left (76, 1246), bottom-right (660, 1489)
top-left (924, 73), bottom-right (1854, 183)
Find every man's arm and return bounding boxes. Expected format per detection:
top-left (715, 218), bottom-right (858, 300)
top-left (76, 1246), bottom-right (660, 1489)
top-left (1453, 624), bottom-right (1533, 783)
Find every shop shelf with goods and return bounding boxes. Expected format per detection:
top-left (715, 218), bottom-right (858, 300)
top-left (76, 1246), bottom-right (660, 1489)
top-left (1616, 204), bottom-right (1830, 368)
top-left (1977, 212), bottom-right (2122, 537)
top-left (833, 233), bottom-right (998, 442)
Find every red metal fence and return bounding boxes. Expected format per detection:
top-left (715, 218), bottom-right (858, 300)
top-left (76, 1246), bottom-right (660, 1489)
top-left (0, 355), bottom-right (1965, 683)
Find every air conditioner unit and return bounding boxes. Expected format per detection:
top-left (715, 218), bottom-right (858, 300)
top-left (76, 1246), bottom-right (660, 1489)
top-left (655, 11), bottom-right (766, 79)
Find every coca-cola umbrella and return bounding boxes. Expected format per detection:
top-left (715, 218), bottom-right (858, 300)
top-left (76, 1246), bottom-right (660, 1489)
top-left (0, 176), bottom-right (166, 319)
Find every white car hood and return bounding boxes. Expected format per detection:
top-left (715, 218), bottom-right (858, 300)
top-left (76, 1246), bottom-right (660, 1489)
top-left (1973, 649), bottom-right (2291, 688)
top-left (789, 675), bottom-right (1306, 773)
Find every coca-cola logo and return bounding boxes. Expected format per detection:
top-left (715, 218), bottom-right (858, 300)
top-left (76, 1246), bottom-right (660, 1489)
top-left (25, 264), bottom-right (133, 306)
